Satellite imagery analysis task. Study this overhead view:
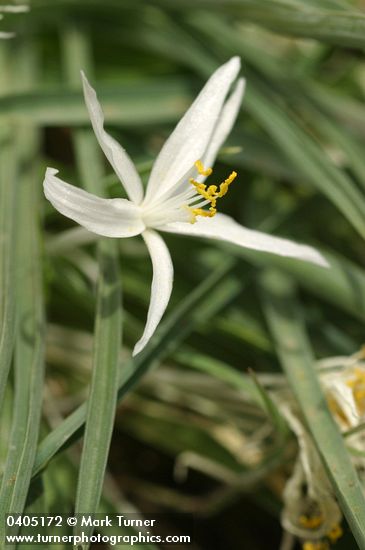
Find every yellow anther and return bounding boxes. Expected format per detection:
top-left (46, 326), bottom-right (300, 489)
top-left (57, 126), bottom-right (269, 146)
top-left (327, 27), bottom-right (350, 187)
top-left (355, 388), bottom-right (365, 400)
top-left (219, 171), bottom-right (237, 197)
top-left (188, 160), bottom-right (237, 223)
top-left (192, 208), bottom-right (214, 219)
top-left (327, 395), bottom-right (348, 426)
top-left (195, 160), bottom-right (212, 176)
top-left (302, 542), bottom-right (329, 550)
top-left (299, 515), bottom-right (324, 530)
top-left (327, 523), bottom-right (343, 543)
top-left (346, 367), bottom-right (365, 388)
top-left (346, 367), bottom-right (365, 414)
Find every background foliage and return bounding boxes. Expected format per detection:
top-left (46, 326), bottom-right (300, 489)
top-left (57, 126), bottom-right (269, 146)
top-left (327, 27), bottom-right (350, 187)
top-left (1, 0), bottom-right (365, 548)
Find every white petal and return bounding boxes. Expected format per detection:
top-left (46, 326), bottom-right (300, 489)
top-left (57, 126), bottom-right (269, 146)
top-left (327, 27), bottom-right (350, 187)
top-left (200, 78), bottom-right (245, 176)
top-left (147, 78), bottom-right (245, 205)
top-left (133, 230), bottom-right (173, 356)
top-left (81, 71), bottom-right (144, 204)
top-left (44, 168), bottom-right (145, 238)
top-left (145, 57), bottom-right (241, 202)
top-left (160, 213), bottom-right (328, 267)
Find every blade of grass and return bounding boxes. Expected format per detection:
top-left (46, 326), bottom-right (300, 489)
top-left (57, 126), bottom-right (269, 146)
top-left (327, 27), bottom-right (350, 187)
top-left (307, 81), bottom-right (365, 141)
top-left (0, 127), bottom-right (17, 414)
top-left (297, 96), bottom-right (365, 190)
top-left (32, 259), bottom-right (243, 478)
top-left (223, 129), bottom-right (300, 183)
top-left (175, 350), bottom-right (289, 458)
top-left (232, 246), bottom-right (365, 322)
top-left (78, 0), bottom-right (365, 52)
top-left (245, 83), bottom-right (365, 240)
top-left (0, 44), bottom-right (45, 546)
top-left (61, 24), bottom-right (122, 544)
top-left (151, 0), bottom-right (365, 49)
top-left (260, 269), bottom-right (365, 550)
top-left (0, 80), bottom-right (191, 125)
top-left (74, 148), bottom-right (121, 542)
top-left (0, 43), bottom-right (17, 418)
top-left (174, 350), bottom-right (259, 400)
top-left (0, 386), bottom-right (13, 468)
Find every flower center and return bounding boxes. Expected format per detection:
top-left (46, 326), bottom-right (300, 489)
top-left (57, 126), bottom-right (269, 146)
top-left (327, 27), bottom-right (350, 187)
top-left (299, 515), bottom-right (324, 529)
top-left (187, 160), bottom-right (237, 223)
top-left (141, 160), bottom-right (237, 228)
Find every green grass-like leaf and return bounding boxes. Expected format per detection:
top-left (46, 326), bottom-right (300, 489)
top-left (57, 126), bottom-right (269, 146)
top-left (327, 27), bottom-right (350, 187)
top-left (245, 83), bottom-right (365, 240)
top-left (0, 81), bottom-right (190, 126)
top-left (0, 129), bottom-right (17, 415)
top-left (153, 0), bottom-right (365, 49)
top-left (61, 26), bottom-right (123, 547)
top-left (0, 119), bottom-right (45, 544)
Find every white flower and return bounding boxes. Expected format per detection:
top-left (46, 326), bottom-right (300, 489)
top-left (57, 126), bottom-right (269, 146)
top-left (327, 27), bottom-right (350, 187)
top-left (43, 57), bottom-right (328, 356)
top-left (0, 3), bottom-right (29, 39)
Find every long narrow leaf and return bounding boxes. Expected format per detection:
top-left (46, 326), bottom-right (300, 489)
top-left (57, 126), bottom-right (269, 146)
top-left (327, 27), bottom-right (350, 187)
top-left (0, 81), bottom-right (190, 125)
top-left (0, 49), bottom-right (45, 544)
top-left (232, 246), bottom-right (365, 322)
top-left (0, 128), bottom-right (17, 414)
top-left (152, 0), bottom-right (365, 49)
top-left (61, 25), bottom-right (122, 546)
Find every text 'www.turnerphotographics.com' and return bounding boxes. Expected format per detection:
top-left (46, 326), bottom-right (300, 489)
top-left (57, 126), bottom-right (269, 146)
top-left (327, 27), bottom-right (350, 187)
top-left (5, 514), bottom-right (194, 546)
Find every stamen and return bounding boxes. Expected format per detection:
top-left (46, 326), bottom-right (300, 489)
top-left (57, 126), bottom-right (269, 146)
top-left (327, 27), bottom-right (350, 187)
top-left (195, 159), bottom-right (212, 176)
top-left (327, 524), bottom-right (343, 543)
top-left (327, 396), bottom-right (349, 426)
top-left (302, 542), bottom-right (329, 550)
top-left (187, 160), bottom-right (237, 223)
top-left (299, 515), bottom-right (324, 529)
top-left (346, 367), bottom-right (365, 414)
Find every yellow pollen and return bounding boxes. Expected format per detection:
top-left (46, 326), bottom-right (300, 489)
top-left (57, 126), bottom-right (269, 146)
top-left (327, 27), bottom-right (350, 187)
top-left (302, 542), bottom-right (329, 550)
top-left (299, 515), bottom-right (324, 530)
top-left (188, 160), bottom-right (237, 223)
top-left (346, 367), bottom-right (365, 414)
top-left (327, 395), bottom-right (349, 427)
top-left (300, 520), bottom-right (343, 550)
top-left (195, 159), bottom-right (213, 176)
top-left (327, 523), bottom-right (343, 543)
